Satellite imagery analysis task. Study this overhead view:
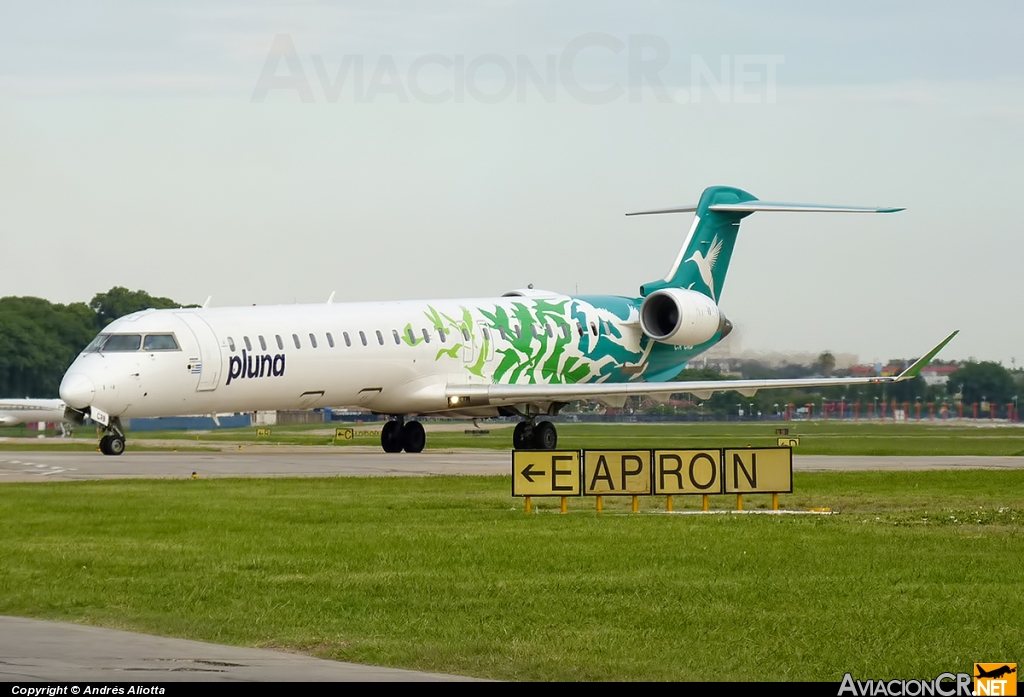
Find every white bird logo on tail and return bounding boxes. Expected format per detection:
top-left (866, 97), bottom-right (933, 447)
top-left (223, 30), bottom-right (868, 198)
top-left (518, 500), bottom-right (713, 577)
top-left (685, 234), bottom-right (724, 301)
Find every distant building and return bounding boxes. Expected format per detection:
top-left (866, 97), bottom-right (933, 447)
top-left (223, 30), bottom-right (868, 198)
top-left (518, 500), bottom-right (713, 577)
top-left (920, 365), bottom-right (958, 386)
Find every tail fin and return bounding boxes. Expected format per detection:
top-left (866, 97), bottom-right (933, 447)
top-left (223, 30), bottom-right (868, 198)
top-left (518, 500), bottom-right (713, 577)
top-left (629, 185), bottom-right (904, 301)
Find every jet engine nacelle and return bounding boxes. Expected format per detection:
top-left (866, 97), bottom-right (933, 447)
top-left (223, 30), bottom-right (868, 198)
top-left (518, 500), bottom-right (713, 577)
top-left (639, 288), bottom-right (732, 347)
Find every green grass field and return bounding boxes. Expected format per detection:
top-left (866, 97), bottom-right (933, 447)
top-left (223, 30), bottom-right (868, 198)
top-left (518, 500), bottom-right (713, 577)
top-left (0, 472), bottom-right (1020, 681)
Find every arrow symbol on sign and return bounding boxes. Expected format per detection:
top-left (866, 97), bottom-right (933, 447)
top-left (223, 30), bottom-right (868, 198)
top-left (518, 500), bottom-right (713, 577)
top-left (521, 463), bottom-right (545, 483)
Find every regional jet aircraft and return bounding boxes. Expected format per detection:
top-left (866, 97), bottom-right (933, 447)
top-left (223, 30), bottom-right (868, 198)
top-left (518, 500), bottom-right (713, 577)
top-left (59, 185), bottom-right (957, 455)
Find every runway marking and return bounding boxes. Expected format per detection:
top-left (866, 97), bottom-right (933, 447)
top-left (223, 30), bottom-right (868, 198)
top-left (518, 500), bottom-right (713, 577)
top-left (39, 469), bottom-right (65, 476)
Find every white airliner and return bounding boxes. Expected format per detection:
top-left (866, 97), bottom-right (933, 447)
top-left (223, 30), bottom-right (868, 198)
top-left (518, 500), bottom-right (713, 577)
top-left (59, 185), bottom-right (957, 456)
top-left (0, 399), bottom-right (68, 428)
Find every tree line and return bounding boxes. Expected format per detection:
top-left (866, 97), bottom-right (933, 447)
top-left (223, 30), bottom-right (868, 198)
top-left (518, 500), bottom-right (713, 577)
top-left (0, 288), bottom-right (190, 397)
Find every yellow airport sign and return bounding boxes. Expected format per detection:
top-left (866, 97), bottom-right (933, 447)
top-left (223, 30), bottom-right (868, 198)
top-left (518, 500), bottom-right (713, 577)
top-left (777, 437), bottom-right (800, 447)
top-left (583, 450), bottom-right (651, 495)
top-left (723, 448), bottom-right (793, 493)
top-left (512, 450), bottom-right (581, 496)
top-left (652, 449), bottom-right (723, 494)
top-left (256, 428), bottom-right (272, 437)
top-left (335, 427), bottom-right (355, 440)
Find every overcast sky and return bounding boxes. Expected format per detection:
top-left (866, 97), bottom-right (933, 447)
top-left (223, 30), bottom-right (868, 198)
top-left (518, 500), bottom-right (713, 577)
top-left (2, 1), bottom-right (1022, 365)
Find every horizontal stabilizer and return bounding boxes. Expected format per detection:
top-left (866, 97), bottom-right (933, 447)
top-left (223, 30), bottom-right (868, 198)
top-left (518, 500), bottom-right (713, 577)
top-left (626, 202), bottom-right (903, 216)
top-left (709, 202), bottom-right (904, 213)
top-left (625, 205), bottom-right (698, 216)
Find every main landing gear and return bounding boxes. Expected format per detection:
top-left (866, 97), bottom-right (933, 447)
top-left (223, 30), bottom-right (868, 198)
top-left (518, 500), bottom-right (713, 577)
top-left (99, 417), bottom-right (126, 456)
top-left (380, 418), bottom-right (426, 453)
top-left (512, 420), bottom-right (558, 450)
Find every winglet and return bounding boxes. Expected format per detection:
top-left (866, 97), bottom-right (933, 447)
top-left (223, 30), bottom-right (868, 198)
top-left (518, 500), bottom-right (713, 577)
top-left (202, 296), bottom-right (212, 309)
top-left (896, 331), bottom-right (959, 380)
top-left (327, 291), bottom-right (336, 304)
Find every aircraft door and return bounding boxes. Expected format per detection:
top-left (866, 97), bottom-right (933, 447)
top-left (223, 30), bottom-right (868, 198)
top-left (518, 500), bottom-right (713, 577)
top-left (175, 313), bottom-right (223, 391)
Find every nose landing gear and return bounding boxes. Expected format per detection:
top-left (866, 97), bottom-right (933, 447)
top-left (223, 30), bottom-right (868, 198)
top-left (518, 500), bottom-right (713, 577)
top-left (98, 417), bottom-right (126, 456)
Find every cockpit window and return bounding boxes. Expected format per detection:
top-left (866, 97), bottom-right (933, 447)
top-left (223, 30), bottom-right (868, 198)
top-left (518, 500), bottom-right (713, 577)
top-left (83, 334), bottom-right (109, 353)
top-left (143, 334), bottom-right (180, 351)
top-left (102, 334), bottom-right (142, 352)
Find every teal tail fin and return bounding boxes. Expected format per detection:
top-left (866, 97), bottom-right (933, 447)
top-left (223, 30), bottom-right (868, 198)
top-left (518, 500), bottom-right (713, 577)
top-left (629, 186), bottom-right (904, 302)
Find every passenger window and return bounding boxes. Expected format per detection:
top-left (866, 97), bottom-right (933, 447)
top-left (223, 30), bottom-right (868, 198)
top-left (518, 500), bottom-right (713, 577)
top-left (276, 335), bottom-right (284, 350)
top-left (293, 334), bottom-right (301, 349)
top-left (392, 329), bottom-right (401, 345)
top-left (359, 331), bottom-right (367, 346)
top-left (227, 337), bottom-right (236, 352)
top-left (590, 322), bottom-right (598, 336)
top-left (376, 330), bottom-right (384, 345)
top-left (514, 325), bottom-right (522, 340)
top-left (343, 332), bottom-right (351, 347)
top-left (243, 337), bottom-right (252, 352)
top-left (546, 324), bottom-right (554, 338)
top-left (143, 334), bottom-right (179, 351)
top-left (407, 328), bottom-right (416, 343)
top-left (327, 332), bottom-right (335, 348)
top-left (482, 327), bottom-right (490, 341)
top-left (438, 328), bottom-right (446, 343)
top-left (577, 321), bottom-right (585, 337)
top-left (497, 326), bottom-right (507, 340)
top-left (309, 333), bottom-right (318, 349)
top-left (529, 323), bottom-right (538, 338)
top-left (560, 324), bottom-right (570, 339)
top-left (421, 328), bottom-right (431, 344)
top-left (259, 335), bottom-right (267, 351)
top-left (103, 334), bottom-right (143, 351)
top-left (462, 328), bottom-right (470, 342)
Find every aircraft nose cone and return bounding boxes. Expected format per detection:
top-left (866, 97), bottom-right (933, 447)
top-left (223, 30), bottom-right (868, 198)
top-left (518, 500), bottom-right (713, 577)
top-left (60, 373), bottom-right (95, 409)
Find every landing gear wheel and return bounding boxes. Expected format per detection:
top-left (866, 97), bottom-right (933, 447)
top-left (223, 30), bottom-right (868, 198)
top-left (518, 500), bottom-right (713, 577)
top-left (402, 421), bottom-right (425, 453)
top-left (108, 436), bottom-right (125, 456)
top-left (99, 434), bottom-right (125, 456)
top-left (533, 421), bottom-right (557, 450)
top-left (512, 422), bottom-right (533, 450)
top-left (381, 421), bottom-right (404, 453)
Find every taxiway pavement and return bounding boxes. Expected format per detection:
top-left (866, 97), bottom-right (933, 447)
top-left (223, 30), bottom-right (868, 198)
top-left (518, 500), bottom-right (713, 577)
top-left (0, 448), bottom-right (1021, 482)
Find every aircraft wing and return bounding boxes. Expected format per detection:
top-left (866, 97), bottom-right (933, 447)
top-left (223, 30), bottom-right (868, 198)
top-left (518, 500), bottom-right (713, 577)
top-left (445, 331), bottom-right (958, 408)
